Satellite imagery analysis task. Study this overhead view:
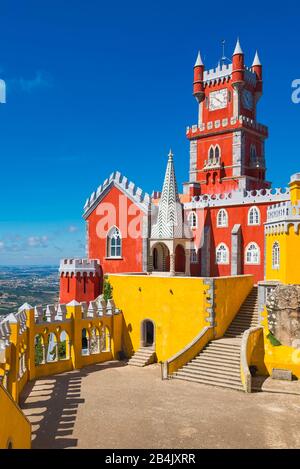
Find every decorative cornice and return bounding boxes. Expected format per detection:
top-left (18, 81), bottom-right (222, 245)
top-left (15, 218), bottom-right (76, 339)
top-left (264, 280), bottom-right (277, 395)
top-left (83, 171), bottom-right (151, 219)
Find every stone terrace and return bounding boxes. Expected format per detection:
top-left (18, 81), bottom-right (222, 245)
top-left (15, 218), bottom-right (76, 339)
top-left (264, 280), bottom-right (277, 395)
top-left (20, 362), bottom-right (300, 449)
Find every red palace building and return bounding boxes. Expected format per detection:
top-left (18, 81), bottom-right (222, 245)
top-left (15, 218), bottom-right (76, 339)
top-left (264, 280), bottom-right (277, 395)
top-left (71, 39), bottom-right (290, 288)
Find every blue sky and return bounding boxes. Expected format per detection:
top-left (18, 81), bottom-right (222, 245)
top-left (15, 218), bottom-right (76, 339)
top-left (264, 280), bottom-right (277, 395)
top-left (0, 0), bottom-right (300, 265)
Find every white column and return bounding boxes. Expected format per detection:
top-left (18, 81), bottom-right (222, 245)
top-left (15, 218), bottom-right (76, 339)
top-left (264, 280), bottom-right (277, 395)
top-left (185, 249), bottom-right (191, 276)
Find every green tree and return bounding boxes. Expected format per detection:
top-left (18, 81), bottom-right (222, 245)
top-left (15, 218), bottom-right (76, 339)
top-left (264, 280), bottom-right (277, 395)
top-left (103, 276), bottom-right (113, 301)
top-left (35, 335), bottom-right (44, 365)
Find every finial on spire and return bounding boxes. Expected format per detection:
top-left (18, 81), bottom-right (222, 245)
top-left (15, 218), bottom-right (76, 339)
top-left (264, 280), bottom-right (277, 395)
top-left (194, 50), bottom-right (203, 67)
top-left (233, 37), bottom-right (243, 55)
top-left (168, 148), bottom-right (174, 160)
top-left (252, 50), bottom-right (261, 66)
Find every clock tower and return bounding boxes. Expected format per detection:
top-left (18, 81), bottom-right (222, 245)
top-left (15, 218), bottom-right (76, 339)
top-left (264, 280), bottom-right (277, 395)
top-left (185, 39), bottom-right (269, 196)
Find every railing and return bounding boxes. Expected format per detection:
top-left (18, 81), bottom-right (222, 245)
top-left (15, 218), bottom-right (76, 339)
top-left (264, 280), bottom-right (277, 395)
top-left (267, 201), bottom-right (300, 222)
top-left (161, 326), bottom-right (214, 379)
top-left (240, 326), bottom-right (264, 393)
top-left (203, 157), bottom-right (221, 170)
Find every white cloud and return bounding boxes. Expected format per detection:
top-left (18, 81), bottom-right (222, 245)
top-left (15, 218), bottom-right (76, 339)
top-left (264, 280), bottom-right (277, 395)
top-left (27, 236), bottom-right (49, 248)
top-left (0, 241), bottom-right (4, 249)
top-left (68, 225), bottom-right (78, 233)
top-left (10, 71), bottom-right (52, 93)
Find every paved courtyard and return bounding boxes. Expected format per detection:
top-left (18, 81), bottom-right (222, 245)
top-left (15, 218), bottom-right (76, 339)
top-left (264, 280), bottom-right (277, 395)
top-left (20, 361), bottom-right (300, 449)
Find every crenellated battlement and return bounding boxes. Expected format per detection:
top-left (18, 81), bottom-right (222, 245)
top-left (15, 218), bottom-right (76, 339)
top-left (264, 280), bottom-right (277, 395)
top-left (59, 258), bottom-right (101, 276)
top-left (265, 201), bottom-right (300, 234)
top-left (202, 63), bottom-right (256, 87)
top-left (186, 114), bottom-right (268, 139)
top-left (184, 186), bottom-right (290, 210)
top-left (0, 297), bottom-right (121, 330)
top-left (0, 319), bottom-right (11, 351)
top-left (83, 170), bottom-right (151, 219)
top-left (0, 296), bottom-right (123, 409)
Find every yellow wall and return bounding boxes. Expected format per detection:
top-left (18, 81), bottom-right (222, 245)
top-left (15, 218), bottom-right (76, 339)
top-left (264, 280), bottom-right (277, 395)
top-left (214, 275), bottom-right (254, 338)
top-left (261, 308), bottom-right (300, 378)
top-left (108, 275), bottom-right (211, 362)
top-left (266, 225), bottom-right (300, 284)
top-left (0, 382), bottom-right (31, 449)
top-left (108, 274), bottom-right (254, 362)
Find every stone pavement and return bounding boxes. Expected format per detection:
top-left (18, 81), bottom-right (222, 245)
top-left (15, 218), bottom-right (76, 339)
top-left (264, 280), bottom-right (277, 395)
top-left (20, 362), bottom-right (300, 449)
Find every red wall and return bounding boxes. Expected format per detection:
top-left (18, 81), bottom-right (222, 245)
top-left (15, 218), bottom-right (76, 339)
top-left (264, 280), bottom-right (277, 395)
top-left (60, 273), bottom-right (103, 304)
top-left (204, 202), bottom-right (269, 283)
top-left (87, 186), bottom-right (145, 273)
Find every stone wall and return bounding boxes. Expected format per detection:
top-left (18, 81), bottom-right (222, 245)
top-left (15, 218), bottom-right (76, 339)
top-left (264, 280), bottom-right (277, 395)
top-left (266, 285), bottom-right (300, 348)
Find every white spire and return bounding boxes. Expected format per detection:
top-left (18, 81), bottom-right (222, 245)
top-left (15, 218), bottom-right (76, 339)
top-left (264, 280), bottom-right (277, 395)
top-left (194, 50), bottom-right (203, 67)
top-left (252, 50), bottom-right (261, 66)
top-left (233, 37), bottom-right (243, 55)
top-left (151, 150), bottom-right (183, 239)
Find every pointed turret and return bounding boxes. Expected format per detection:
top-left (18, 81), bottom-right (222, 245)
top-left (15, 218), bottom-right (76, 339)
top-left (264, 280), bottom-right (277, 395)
top-left (232, 37), bottom-right (245, 86)
top-left (194, 50), bottom-right (203, 67)
top-left (233, 37), bottom-right (243, 55)
top-left (252, 50), bottom-right (263, 81)
top-left (151, 150), bottom-right (183, 239)
top-left (252, 50), bottom-right (263, 96)
top-left (252, 50), bottom-right (261, 66)
top-left (193, 50), bottom-right (205, 104)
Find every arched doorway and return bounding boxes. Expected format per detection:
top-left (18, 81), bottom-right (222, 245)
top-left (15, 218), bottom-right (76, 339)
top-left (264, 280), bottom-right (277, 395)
top-left (141, 320), bottom-right (155, 347)
top-left (175, 244), bottom-right (185, 273)
top-left (151, 243), bottom-right (170, 272)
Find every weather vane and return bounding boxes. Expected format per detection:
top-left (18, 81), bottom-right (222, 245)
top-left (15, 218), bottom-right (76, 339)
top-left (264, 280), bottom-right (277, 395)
top-left (220, 39), bottom-right (230, 66)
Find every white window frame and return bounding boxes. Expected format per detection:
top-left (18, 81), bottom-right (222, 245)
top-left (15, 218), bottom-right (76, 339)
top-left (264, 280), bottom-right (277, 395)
top-left (106, 226), bottom-right (122, 258)
top-left (245, 242), bottom-right (260, 265)
top-left (217, 209), bottom-right (228, 228)
top-left (188, 211), bottom-right (198, 229)
top-left (248, 206), bottom-right (260, 226)
top-left (190, 249), bottom-right (198, 264)
top-left (272, 241), bottom-right (280, 269)
top-left (216, 243), bottom-right (229, 265)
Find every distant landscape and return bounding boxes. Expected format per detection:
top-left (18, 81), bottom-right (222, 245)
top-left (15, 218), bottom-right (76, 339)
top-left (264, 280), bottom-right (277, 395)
top-left (0, 266), bottom-right (59, 316)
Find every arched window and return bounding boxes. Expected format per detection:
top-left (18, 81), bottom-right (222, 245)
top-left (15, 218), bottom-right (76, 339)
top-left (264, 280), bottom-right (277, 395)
top-left (188, 211), bottom-right (197, 229)
top-left (190, 249), bottom-right (198, 264)
top-left (217, 209), bottom-right (228, 227)
top-left (272, 242), bottom-right (280, 269)
top-left (107, 227), bottom-right (122, 258)
top-left (216, 243), bottom-right (229, 264)
top-left (245, 243), bottom-right (260, 265)
top-left (81, 328), bottom-right (89, 356)
top-left (100, 327), bottom-right (111, 352)
top-left (46, 333), bottom-right (58, 363)
top-left (248, 206), bottom-right (260, 225)
top-left (208, 145), bottom-right (221, 164)
top-left (250, 144), bottom-right (257, 162)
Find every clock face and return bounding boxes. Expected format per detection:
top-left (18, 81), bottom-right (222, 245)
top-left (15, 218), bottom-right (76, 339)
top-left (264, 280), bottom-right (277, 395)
top-left (209, 89), bottom-right (228, 111)
top-left (242, 90), bottom-right (254, 110)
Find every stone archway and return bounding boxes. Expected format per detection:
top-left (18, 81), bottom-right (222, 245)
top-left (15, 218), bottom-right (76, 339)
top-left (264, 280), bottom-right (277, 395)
top-left (141, 319), bottom-right (155, 347)
top-left (151, 242), bottom-right (170, 272)
top-left (175, 244), bottom-right (185, 273)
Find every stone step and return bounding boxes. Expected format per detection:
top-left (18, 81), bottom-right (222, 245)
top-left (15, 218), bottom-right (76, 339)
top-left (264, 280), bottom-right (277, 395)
top-left (192, 359), bottom-right (240, 369)
top-left (207, 342), bottom-right (241, 349)
top-left (201, 349), bottom-right (240, 358)
top-left (172, 375), bottom-right (244, 391)
top-left (176, 369), bottom-right (241, 383)
top-left (187, 362), bottom-right (241, 373)
top-left (172, 374), bottom-right (243, 391)
top-left (173, 371), bottom-right (242, 387)
top-left (181, 364), bottom-right (241, 378)
top-left (173, 373), bottom-right (242, 389)
top-left (198, 349), bottom-right (240, 357)
top-left (192, 355), bottom-right (240, 365)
